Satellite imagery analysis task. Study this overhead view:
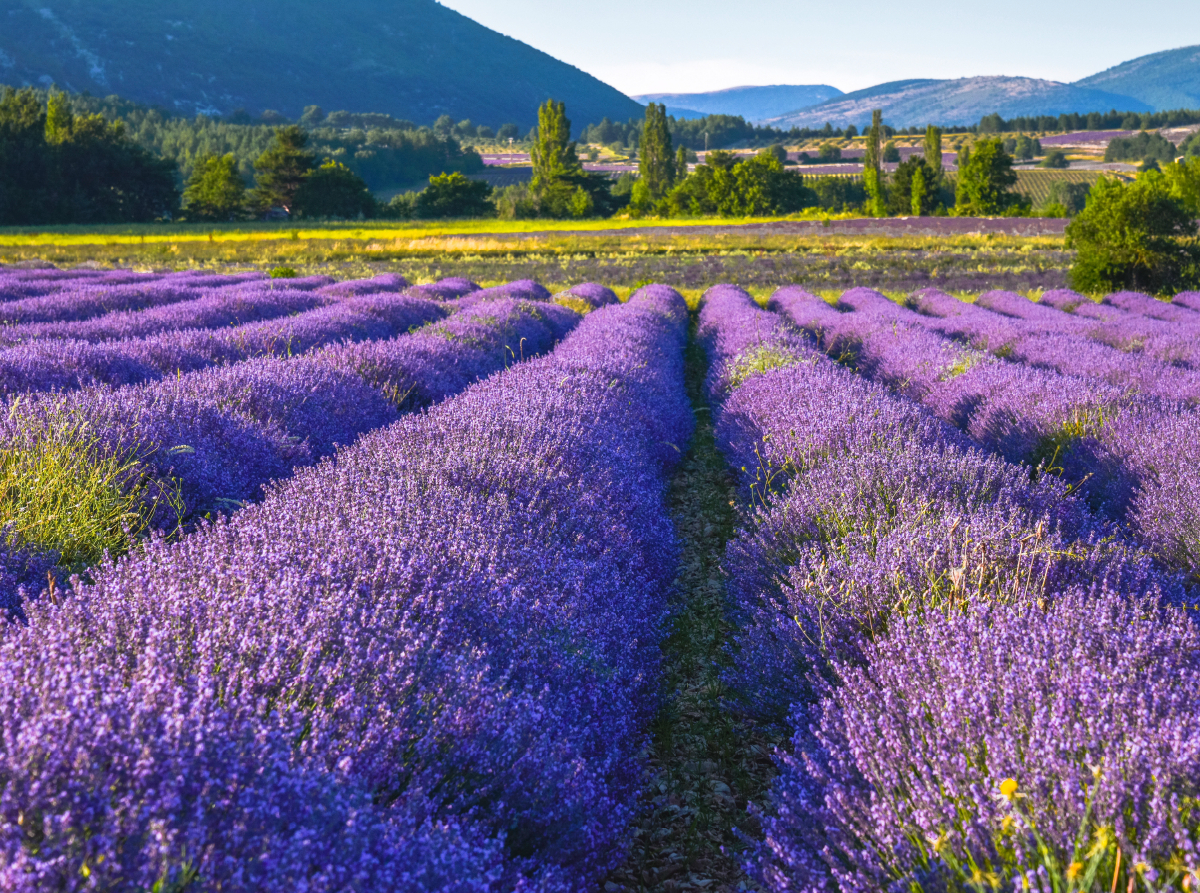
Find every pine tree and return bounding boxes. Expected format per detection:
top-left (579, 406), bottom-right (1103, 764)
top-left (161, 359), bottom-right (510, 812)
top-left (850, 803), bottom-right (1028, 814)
top-left (251, 125), bottom-right (315, 215)
top-left (639, 103), bottom-right (676, 201)
top-left (863, 110), bottom-right (884, 216)
top-left (924, 125), bottom-right (943, 179)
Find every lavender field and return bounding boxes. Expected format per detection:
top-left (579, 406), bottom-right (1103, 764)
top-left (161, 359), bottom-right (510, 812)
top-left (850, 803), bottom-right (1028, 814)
top-left (0, 267), bottom-right (1197, 893)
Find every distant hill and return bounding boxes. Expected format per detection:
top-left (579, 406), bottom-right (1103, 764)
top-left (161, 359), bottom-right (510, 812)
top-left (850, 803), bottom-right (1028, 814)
top-left (0, 0), bottom-right (643, 130)
top-left (634, 85), bottom-right (844, 123)
top-left (765, 77), bottom-right (1153, 129)
top-left (1075, 45), bottom-right (1200, 111)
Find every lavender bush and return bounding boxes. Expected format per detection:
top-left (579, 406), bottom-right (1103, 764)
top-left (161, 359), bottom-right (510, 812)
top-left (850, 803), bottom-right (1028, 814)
top-left (0, 298), bottom-right (579, 608)
top-left (697, 284), bottom-right (1195, 892)
top-left (755, 589), bottom-right (1200, 893)
top-left (0, 291), bottom-right (448, 397)
top-left (0, 285), bottom-right (691, 891)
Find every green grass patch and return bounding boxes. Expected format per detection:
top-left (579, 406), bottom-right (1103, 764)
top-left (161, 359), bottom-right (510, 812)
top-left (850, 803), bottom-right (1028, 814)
top-left (0, 404), bottom-right (180, 571)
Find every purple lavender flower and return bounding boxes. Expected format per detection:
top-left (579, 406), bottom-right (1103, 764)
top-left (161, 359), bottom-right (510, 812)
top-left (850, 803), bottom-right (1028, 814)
top-left (0, 285), bottom-right (691, 890)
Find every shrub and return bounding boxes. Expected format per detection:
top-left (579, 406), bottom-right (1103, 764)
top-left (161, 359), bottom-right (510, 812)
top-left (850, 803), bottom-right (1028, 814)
top-left (414, 171), bottom-right (494, 218)
top-left (1066, 173), bottom-right (1200, 294)
top-left (293, 160), bottom-right (375, 219)
top-left (1041, 148), bottom-right (1071, 169)
top-left (1041, 180), bottom-right (1092, 216)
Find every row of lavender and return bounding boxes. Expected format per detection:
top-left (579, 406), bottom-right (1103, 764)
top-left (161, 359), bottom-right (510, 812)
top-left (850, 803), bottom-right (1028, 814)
top-left (0, 286), bottom-right (692, 891)
top-left (0, 276), bottom-right (619, 610)
top-left (0, 275), bottom-right (567, 396)
top-left (773, 286), bottom-right (1200, 583)
top-left (699, 286), bottom-right (1199, 892)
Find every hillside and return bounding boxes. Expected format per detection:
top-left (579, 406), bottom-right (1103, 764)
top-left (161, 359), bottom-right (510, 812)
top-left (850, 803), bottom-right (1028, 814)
top-left (0, 0), bottom-right (643, 130)
top-left (765, 76), bottom-right (1152, 129)
top-left (1075, 45), bottom-right (1200, 111)
top-left (633, 85), bottom-right (843, 123)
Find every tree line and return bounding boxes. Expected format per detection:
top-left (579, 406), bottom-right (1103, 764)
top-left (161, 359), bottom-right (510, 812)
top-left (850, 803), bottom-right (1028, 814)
top-left (0, 88), bottom-right (488, 225)
top-left (577, 107), bottom-right (1200, 156)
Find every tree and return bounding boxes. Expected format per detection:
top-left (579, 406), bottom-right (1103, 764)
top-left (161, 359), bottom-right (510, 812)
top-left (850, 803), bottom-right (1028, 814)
top-left (433, 115), bottom-right (454, 137)
top-left (531, 100), bottom-right (582, 190)
top-left (299, 105), bottom-right (325, 127)
top-left (760, 144), bottom-right (789, 166)
top-left (1041, 180), bottom-right (1092, 217)
top-left (414, 171), bottom-right (493, 218)
top-left (888, 157), bottom-right (938, 216)
top-left (955, 138), bottom-right (1024, 216)
top-left (639, 103), bottom-right (676, 202)
top-left (497, 123), bottom-right (520, 141)
top-left (251, 125), bottom-right (315, 215)
top-left (676, 145), bottom-right (691, 185)
top-left (1041, 149), bottom-right (1070, 169)
top-left (529, 99), bottom-right (607, 219)
top-left (44, 90), bottom-right (72, 144)
top-left (666, 151), bottom-right (810, 217)
top-left (882, 141), bottom-right (900, 163)
top-left (1066, 173), bottom-right (1200, 294)
top-left (1105, 131), bottom-right (1176, 165)
top-left (817, 143), bottom-right (842, 163)
top-left (293, 160), bottom-right (374, 218)
top-left (2, 88), bottom-right (179, 224)
top-left (182, 153), bottom-right (246, 220)
top-left (1014, 134), bottom-right (1038, 162)
top-left (1162, 156), bottom-right (1200, 216)
top-left (863, 110), bottom-right (885, 216)
top-left (924, 125), bottom-right (943, 178)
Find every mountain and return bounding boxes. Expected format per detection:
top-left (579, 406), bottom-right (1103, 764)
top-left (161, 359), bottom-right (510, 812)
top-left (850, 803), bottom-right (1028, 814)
top-left (1075, 45), bottom-right (1200, 111)
top-left (0, 0), bottom-right (644, 129)
top-left (765, 76), bottom-right (1152, 129)
top-left (634, 85), bottom-right (843, 123)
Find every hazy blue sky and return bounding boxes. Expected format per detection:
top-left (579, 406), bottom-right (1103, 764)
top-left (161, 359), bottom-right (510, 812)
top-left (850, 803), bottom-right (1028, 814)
top-left (438, 0), bottom-right (1200, 96)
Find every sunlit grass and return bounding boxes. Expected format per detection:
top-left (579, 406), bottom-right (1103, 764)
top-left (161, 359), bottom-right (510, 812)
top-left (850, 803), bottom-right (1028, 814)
top-left (0, 403), bottom-right (181, 571)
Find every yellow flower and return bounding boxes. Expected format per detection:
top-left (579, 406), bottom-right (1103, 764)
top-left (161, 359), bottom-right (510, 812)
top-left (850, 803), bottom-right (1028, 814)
top-left (1000, 816), bottom-right (1015, 834)
top-left (1066, 862), bottom-right (1084, 881)
top-left (1000, 778), bottom-right (1019, 799)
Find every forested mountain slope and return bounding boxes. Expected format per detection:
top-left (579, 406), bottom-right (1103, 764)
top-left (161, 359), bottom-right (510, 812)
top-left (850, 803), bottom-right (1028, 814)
top-left (0, 0), bottom-right (643, 129)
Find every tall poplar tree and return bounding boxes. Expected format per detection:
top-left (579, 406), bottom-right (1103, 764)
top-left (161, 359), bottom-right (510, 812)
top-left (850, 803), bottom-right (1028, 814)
top-left (924, 125), bottom-right (943, 179)
top-left (639, 103), bottom-right (676, 201)
top-left (676, 145), bottom-right (690, 185)
top-left (862, 109), bottom-right (884, 216)
top-left (530, 99), bottom-right (601, 218)
top-left (531, 99), bottom-right (583, 191)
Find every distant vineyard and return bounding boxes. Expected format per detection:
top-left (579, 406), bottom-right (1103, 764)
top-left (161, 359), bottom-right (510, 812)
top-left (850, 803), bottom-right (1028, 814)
top-left (1011, 170), bottom-right (1105, 204)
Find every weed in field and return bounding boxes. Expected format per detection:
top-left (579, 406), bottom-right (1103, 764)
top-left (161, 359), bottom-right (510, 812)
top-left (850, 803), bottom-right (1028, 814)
top-left (0, 403), bottom-right (180, 572)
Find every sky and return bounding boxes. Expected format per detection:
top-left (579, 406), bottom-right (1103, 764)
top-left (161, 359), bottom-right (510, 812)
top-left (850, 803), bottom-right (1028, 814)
top-left (438, 0), bottom-right (1200, 97)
